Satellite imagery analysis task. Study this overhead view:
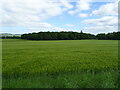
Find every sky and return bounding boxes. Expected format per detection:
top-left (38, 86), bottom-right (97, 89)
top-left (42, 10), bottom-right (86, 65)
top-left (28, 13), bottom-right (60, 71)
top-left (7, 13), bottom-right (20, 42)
top-left (0, 0), bottom-right (119, 34)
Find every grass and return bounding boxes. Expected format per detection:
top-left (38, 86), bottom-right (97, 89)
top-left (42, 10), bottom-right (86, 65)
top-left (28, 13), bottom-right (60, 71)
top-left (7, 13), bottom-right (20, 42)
top-left (2, 39), bottom-right (118, 88)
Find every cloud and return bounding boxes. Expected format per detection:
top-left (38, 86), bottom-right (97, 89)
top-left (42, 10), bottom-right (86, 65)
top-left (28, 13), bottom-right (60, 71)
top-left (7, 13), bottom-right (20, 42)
top-left (66, 24), bottom-right (75, 27)
top-left (91, 0), bottom-right (118, 16)
top-left (68, 0), bottom-right (118, 17)
top-left (27, 23), bottom-right (80, 33)
top-left (78, 13), bottom-right (88, 17)
top-left (82, 16), bottom-right (118, 34)
top-left (60, 0), bottom-right (73, 9)
top-left (1, 0), bottom-right (118, 34)
top-left (68, 10), bottom-right (76, 15)
top-left (83, 16), bottom-right (117, 26)
top-left (68, 0), bottom-right (92, 15)
top-left (16, 22), bottom-right (79, 33)
top-left (81, 0), bottom-right (118, 34)
top-left (76, 0), bottom-right (92, 11)
top-left (1, 0), bottom-right (73, 27)
top-left (83, 26), bottom-right (117, 34)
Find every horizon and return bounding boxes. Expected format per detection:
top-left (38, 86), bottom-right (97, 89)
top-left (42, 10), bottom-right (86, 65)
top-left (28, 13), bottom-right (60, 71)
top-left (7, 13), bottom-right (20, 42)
top-left (1, 30), bottom-right (119, 36)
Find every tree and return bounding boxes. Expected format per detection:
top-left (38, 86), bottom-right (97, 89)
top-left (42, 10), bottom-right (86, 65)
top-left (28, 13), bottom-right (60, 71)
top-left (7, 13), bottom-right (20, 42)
top-left (21, 31), bottom-right (120, 40)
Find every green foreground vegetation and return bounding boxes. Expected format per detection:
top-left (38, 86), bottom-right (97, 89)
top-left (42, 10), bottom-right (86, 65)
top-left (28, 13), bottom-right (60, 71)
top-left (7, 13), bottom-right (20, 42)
top-left (2, 39), bottom-right (118, 88)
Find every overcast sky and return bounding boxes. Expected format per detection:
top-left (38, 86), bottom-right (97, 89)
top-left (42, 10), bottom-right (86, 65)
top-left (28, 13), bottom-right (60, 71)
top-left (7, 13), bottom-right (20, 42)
top-left (0, 0), bottom-right (119, 34)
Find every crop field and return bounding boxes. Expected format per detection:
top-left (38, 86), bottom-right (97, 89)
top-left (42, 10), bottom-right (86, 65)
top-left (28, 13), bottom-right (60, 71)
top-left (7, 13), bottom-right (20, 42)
top-left (2, 39), bottom-right (118, 88)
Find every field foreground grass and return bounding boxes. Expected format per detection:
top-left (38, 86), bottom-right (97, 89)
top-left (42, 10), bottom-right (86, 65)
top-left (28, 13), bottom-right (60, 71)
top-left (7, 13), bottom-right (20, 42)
top-left (2, 39), bottom-right (118, 88)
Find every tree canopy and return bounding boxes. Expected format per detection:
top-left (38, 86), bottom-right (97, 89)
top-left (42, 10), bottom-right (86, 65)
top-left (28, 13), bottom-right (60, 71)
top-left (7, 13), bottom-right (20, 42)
top-left (2, 31), bottom-right (120, 40)
top-left (21, 31), bottom-right (120, 40)
top-left (21, 31), bottom-right (96, 40)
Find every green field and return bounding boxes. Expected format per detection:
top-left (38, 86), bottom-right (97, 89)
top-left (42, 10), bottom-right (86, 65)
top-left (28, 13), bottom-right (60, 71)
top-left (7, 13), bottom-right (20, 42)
top-left (2, 39), bottom-right (118, 88)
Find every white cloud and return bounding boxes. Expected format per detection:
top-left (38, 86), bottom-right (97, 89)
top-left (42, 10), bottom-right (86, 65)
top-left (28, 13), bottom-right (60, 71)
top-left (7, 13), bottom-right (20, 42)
top-left (1, 0), bottom-right (118, 34)
top-left (83, 16), bottom-right (117, 26)
top-left (68, 10), bottom-right (76, 15)
top-left (91, 0), bottom-right (118, 16)
top-left (81, 0), bottom-right (119, 34)
top-left (82, 16), bottom-right (118, 34)
top-left (27, 23), bottom-right (79, 33)
top-left (1, 0), bottom-right (73, 27)
top-left (52, 27), bottom-right (80, 32)
top-left (60, 0), bottom-right (73, 9)
top-left (68, 0), bottom-right (118, 17)
top-left (78, 13), bottom-right (88, 17)
top-left (76, 0), bottom-right (92, 11)
top-left (83, 26), bottom-right (117, 34)
top-left (66, 24), bottom-right (75, 27)
top-left (68, 0), bottom-right (92, 15)
top-left (62, 0), bottom-right (117, 2)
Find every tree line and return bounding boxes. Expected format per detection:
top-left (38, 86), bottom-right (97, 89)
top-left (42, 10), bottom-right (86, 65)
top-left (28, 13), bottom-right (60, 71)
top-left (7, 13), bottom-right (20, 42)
top-left (21, 31), bottom-right (120, 40)
top-left (1, 36), bottom-right (21, 39)
top-left (96, 32), bottom-right (120, 40)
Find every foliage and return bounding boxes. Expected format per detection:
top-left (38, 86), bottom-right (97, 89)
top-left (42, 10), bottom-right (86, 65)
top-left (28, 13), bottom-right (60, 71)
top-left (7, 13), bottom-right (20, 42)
top-left (96, 32), bottom-right (120, 40)
top-left (1, 36), bottom-right (21, 39)
top-left (21, 31), bottom-right (120, 40)
top-left (21, 31), bottom-right (96, 40)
